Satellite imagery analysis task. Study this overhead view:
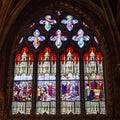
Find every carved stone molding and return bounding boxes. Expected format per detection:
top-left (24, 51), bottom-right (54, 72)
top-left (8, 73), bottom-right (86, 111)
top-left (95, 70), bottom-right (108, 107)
top-left (0, 92), bottom-right (4, 120)
top-left (115, 64), bottom-right (120, 72)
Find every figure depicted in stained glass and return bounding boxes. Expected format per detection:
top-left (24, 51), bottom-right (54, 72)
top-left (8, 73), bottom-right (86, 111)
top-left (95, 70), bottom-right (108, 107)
top-left (36, 47), bottom-right (56, 115)
top-left (85, 81), bottom-right (104, 101)
top-left (61, 81), bottom-right (80, 101)
top-left (39, 15), bottom-right (57, 31)
top-left (12, 47), bottom-right (33, 114)
top-left (50, 29), bottom-right (67, 48)
top-left (13, 81), bottom-right (32, 102)
top-left (72, 29), bottom-right (90, 48)
top-left (61, 47), bottom-right (80, 114)
top-left (28, 29), bottom-right (45, 49)
top-left (61, 15), bottom-right (78, 31)
top-left (84, 47), bottom-right (105, 114)
top-left (12, 82), bottom-right (32, 114)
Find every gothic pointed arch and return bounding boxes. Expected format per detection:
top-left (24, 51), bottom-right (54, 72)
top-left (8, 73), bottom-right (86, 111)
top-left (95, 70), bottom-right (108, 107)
top-left (1, 0), bottom-right (118, 119)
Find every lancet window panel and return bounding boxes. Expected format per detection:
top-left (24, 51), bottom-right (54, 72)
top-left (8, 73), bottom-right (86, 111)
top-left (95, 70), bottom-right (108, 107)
top-left (60, 47), bottom-right (80, 114)
top-left (12, 47), bottom-right (33, 114)
top-left (84, 46), bottom-right (106, 114)
top-left (36, 47), bottom-right (56, 115)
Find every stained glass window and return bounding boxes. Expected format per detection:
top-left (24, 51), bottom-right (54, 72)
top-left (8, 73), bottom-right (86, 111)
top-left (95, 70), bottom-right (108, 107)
top-left (28, 29), bottom-right (45, 49)
top-left (72, 29), bottom-right (90, 48)
top-left (61, 15), bottom-right (78, 31)
top-left (11, 10), bottom-right (106, 116)
top-left (60, 47), bottom-right (80, 114)
top-left (50, 29), bottom-right (67, 48)
top-left (36, 47), bottom-right (56, 114)
top-left (84, 47), bottom-right (106, 114)
top-left (12, 47), bottom-right (33, 114)
top-left (39, 15), bottom-right (57, 31)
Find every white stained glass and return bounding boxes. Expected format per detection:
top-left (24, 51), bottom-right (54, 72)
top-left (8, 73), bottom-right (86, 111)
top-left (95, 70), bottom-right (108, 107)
top-left (84, 47), bottom-right (105, 114)
top-left (28, 29), bottom-right (45, 49)
top-left (100, 101), bottom-right (106, 114)
top-left (39, 15), bottom-right (57, 31)
top-left (75, 101), bottom-right (81, 114)
top-left (61, 101), bottom-right (80, 114)
top-left (36, 101), bottom-right (42, 114)
top-left (85, 101), bottom-right (91, 114)
top-left (12, 102), bottom-right (17, 114)
top-left (61, 15), bottom-right (78, 31)
top-left (12, 102), bottom-right (32, 114)
top-left (61, 47), bottom-right (80, 114)
top-left (36, 101), bottom-right (56, 114)
top-left (61, 101), bottom-right (66, 114)
top-left (50, 29), bottom-right (67, 49)
top-left (90, 102), bottom-right (99, 114)
top-left (42, 102), bottom-right (49, 114)
top-left (16, 102), bottom-right (25, 114)
top-left (86, 101), bottom-right (104, 114)
top-left (66, 102), bottom-right (74, 114)
top-left (50, 101), bottom-right (56, 114)
top-left (26, 102), bottom-right (32, 114)
top-left (72, 29), bottom-right (90, 48)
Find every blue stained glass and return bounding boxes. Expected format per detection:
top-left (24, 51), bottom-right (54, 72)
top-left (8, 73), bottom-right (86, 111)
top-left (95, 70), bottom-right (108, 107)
top-left (61, 47), bottom-right (80, 114)
top-left (36, 47), bottom-right (56, 115)
top-left (72, 29), bottom-right (90, 48)
top-left (37, 81), bottom-right (56, 101)
top-left (39, 15), bottom-right (57, 31)
top-left (84, 47), bottom-right (106, 114)
top-left (94, 36), bottom-right (99, 44)
top-left (28, 29), bottom-right (45, 49)
top-left (13, 81), bottom-right (32, 102)
top-left (61, 81), bottom-right (80, 101)
top-left (50, 29), bottom-right (67, 48)
top-left (12, 47), bottom-right (33, 114)
top-left (61, 15), bottom-right (78, 31)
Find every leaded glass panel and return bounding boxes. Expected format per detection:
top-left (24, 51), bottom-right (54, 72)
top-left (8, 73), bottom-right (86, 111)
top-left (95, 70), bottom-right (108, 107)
top-left (12, 47), bottom-right (33, 114)
top-left (60, 47), bottom-right (80, 114)
top-left (36, 47), bottom-right (56, 114)
top-left (84, 46), bottom-right (106, 114)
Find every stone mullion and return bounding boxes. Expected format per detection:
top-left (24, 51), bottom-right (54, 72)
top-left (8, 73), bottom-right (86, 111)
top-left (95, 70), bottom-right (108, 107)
top-left (80, 51), bottom-right (85, 115)
top-left (31, 53), bottom-right (37, 114)
top-left (114, 64), bottom-right (120, 118)
top-left (56, 53), bottom-right (60, 115)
